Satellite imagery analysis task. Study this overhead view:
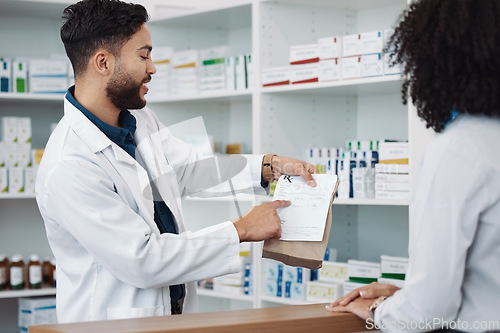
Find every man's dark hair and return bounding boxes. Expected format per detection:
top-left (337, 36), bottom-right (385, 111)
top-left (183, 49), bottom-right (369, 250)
top-left (61, 0), bottom-right (149, 77)
top-left (387, 0), bottom-right (500, 132)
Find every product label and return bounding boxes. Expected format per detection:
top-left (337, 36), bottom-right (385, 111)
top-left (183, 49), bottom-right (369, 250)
top-left (29, 265), bottom-right (42, 285)
top-left (10, 266), bottom-right (23, 287)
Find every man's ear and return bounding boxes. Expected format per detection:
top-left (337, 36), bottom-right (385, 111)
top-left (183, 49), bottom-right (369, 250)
top-left (91, 49), bottom-right (114, 76)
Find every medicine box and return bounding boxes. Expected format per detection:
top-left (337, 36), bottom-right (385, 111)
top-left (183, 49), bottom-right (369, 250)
top-left (0, 167), bottom-right (7, 193)
top-left (347, 259), bottom-right (381, 279)
top-left (18, 297), bottom-right (57, 328)
top-left (8, 166), bottom-right (23, 193)
top-left (17, 143), bottom-right (32, 168)
top-left (375, 173), bottom-right (409, 183)
top-left (318, 261), bottom-right (348, 283)
top-left (261, 66), bottom-right (290, 87)
top-left (375, 182), bottom-right (409, 192)
top-left (380, 255), bottom-right (409, 275)
top-left (306, 281), bottom-right (342, 302)
top-left (0, 142), bottom-right (4, 167)
top-left (24, 166), bottom-right (37, 194)
top-left (234, 54), bottom-right (246, 91)
top-left (361, 53), bottom-right (384, 78)
top-left (378, 141), bottom-right (409, 164)
top-left (4, 143), bottom-right (18, 168)
top-left (17, 117), bottom-right (32, 144)
top-left (0, 57), bottom-right (11, 93)
top-left (318, 37), bottom-right (342, 60)
top-left (12, 60), bottom-right (28, 93)
top-left (341, 56), bottom-right (362, 80)
top-left (290, 44), bottom-right (320, 65)
top-left (319, 59), bottom-right (341, 82)
top-left (342, 33), bottom-right (361, 57)
top-left (29, 59), bottom-right (68, 77)
top-left (29, 77), bottom-right (68, 94)
top-left (360, 31), bottom-right (384, 55)
top-left (377, 277), bottom-right (405, 288)
top-left (171, 50), bottom-right (199, 69)
top-left (374, 163), bottom-right (409, 174)
top-left (290, 63), bottom-right (319, 84)
top-left (2, 117), bottom-right (18, 143)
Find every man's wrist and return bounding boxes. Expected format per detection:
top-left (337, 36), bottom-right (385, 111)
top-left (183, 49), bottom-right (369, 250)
top-left (261, 154), bottom-right (277, 184)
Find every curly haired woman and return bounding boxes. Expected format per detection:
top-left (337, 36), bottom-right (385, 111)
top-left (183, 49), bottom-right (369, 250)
top-left (327, 0), bottom-right (500, 332)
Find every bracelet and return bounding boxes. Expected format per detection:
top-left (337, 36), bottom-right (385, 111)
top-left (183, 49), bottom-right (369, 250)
top-left (262, 154), bottom-right (277, 183)
top-left (368, 296), bottom-right (387, 319)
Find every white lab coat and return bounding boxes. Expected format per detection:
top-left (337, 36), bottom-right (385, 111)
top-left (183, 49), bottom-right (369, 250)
top-left (374, 114), bottom-right (500, 332)
top-left (35, 96), bottom-right (264, 323)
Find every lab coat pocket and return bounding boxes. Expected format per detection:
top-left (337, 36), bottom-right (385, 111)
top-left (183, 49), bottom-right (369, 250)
top-left (107, 305), bottom-right (165, 320)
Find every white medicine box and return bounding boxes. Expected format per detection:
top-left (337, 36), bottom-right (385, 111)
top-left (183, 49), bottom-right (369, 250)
top-left (319, 59), bottom-right (341, 82)
top-left (342, 33), bottom-right (361, 57)
top-left (341, 56), bottom-right (362, 79)
top-left (361, 53), bottom-right (384, 78)
top-left (360, 31), bottom-right (384, 55)
top-left (290, 63), bottom-right (319, 84)
top-left (0, 167), bottom-right (7, 193)
top-left (1, 117), bottom-right (18, 143)
top-left (289, 44), bottom-right (320, 65)
top-left (318, 37), bottom-right (342, 60)
top-left (261, 66), bottom-right (291, 87)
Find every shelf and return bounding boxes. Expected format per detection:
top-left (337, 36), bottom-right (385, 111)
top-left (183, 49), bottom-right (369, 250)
top-left (0, 288), bottom-right (56, 299)
top-left (333, 198), bottom-right (409, 206)
top-left (147, 90), bottom-right (252, 104)
top-left (1, 0), bottom-right (66, 20)
top-left (262, 0), bottom-right (406, 11)
top-left (0, 93), bottom-right (64, 102)
top-left (196, 288), bottom-right (254, 302)
top-left (260, 75), bottom-right (403, 96)
top-left (260, 295), bottom-right (317, 306)
top-left (0, 193), bottom-right (36, 199)
top-left (151, 2), bottom-right (252, 30)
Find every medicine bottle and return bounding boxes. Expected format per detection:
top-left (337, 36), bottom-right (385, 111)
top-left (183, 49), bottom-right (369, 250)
top-left (28, 255), bottom-right (42, 289)
top-left (10, 255), bottom-right (25, 290)
top-left (0, 254), bottom-right (9, 290)
top-left (42, 257), bottom-right (52, 287)
top-left (50, 258), bottom-right (56, 287)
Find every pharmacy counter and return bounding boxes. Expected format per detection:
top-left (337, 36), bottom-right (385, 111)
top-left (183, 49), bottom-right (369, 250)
top-left (29, 303), bottom-right (374, 333)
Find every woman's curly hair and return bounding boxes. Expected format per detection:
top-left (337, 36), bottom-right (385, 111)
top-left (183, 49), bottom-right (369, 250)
top-left (387, 0), bottom-right (500, 132)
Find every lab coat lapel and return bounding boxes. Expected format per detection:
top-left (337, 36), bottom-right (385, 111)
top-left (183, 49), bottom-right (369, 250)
top-left (134, 122), bottom-right (186, 233)
top-left (64, 99), bottom-right (157, 232)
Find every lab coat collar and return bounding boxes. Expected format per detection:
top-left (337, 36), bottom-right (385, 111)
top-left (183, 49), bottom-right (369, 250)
top-left (63, 94), bottom-right (137, 166)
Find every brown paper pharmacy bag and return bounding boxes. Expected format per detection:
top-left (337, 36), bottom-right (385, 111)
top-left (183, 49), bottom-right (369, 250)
top-left (262, 180), bottom-right (339, 270)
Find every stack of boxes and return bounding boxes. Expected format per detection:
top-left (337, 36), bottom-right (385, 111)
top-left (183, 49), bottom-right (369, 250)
top-left (377, 255), bottom-right (408, 288)
top-left (263, 259), bottom-right (309, 301)
top-left (342, 259), bottom-right (381, 295)
top-left (18, 297), bottom-right (57, 333)
top-left (305, 139), bottom-right (409, 201)
top-left (261, 28), bottom-right (402, 87)
top-left (0, 117), bottom-right (42, 194)
top-left (148, 46), bottom-right (174, 98)
top-left (375, 141), bottom-right (409, 200)
top-left (198, 243), bottom-right (253, 295)
top-left (0, 57), bottom-right (71, 94)
top-left (307, 252), bottom-right (347, 303)
top-left (148, 45), bottom-right (252, 98)
top-left (199, 46), bottom-right (228, 94)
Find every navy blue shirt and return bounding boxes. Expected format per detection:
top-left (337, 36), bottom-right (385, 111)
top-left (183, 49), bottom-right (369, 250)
top-left (66, 87), bottom-right (185, 311)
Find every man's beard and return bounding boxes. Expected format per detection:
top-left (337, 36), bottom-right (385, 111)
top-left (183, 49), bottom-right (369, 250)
top-left (106, 62), bottom-right (149, 110)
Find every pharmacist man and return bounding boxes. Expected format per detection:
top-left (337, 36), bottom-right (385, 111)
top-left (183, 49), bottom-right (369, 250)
top-left (35, 0), bottom-right (316, 324)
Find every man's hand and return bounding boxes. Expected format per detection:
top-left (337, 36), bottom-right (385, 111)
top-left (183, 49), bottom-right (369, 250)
top-left (232, 200), bottom-right (291, 242)
top-left (267, 155), bottom-right (316, 187)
